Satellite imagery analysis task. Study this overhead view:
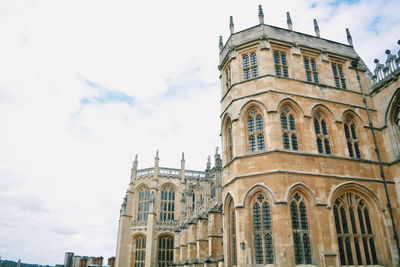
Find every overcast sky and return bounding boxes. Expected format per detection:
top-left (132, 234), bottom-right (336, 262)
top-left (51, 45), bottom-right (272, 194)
top-left (0, 0), bottom-right (399, 265)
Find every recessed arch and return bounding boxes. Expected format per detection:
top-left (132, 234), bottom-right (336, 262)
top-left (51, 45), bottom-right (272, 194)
top-left (384, 87), bottom-right (400, 125)
top-left (284, 182), bottom-right (316, 206)
top-left (242, 183), bottom-right (279, 207)
top-left (277, 98), bottom-right (305, 117)
top-left (239, 99), bottom-right (268, 119)
top-left (310, 104), bottom-right (336, 122)
top-left (341, 109), bottom-right (365, 128)
top-left (326, 181), bottom-right (383, 211)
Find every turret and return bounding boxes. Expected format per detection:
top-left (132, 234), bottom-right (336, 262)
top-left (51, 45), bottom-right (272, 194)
top-left (130, 154), bottom-right (138, 183)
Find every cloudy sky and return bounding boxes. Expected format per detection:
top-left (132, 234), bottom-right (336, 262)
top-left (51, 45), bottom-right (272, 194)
top-left (0, 0), bottom-right (398, 265)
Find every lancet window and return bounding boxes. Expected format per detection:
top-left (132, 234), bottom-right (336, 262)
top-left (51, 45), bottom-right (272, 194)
top-left (137, 188), bottom-right (150, 222)
top-left (225, 65), bottom-right (231, 89)
top-left (133, 236), bottom-right (146, 267)
top-left (252, 193), bottom-right (274, 264)
top-left (332, 63), bottom-right (346, 89)
top-left (226, 119), bottom-right (233, 161)
top-left (227, 198), bottom-right (237, 266)
top-left (290, 193), bottom-right (312, 265)
top-left (281, 106), bottom-right (298, 150)
top-left (247, 108), bottom-right (265, 152)
top-left (243, 52), bottom-right (258, 80)
top-left (274, 50), bottom-right (289, 77)
top-left (304, 56), bottom-right (319, 83)
top-left (314, 112), bottom-right (331, 154)
top-left (344, 117), bottom-right (361, 158)
top-left (333, 193), bottom-right (378, 266)
top-left (160, 186), bottom-right (175, 222)
top-left (157, 236), bottom-right (174, 267)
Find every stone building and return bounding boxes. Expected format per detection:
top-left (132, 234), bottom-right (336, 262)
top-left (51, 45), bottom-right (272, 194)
top-left (115, 6), bottom-right (400, 267)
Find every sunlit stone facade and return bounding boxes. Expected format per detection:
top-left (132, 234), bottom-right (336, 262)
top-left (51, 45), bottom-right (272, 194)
top-left (115, 7), bottom-right (400, 267)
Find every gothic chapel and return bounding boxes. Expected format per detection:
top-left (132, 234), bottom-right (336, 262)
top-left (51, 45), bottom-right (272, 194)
top-left (115, 6), bottom-right (400, 267)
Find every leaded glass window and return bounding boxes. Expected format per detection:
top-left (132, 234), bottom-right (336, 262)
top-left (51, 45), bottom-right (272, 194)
top-left (333, 193), bottom-right (378, 266)
top-left (225, 65), bottom-right (231, 89)
top-left (274, 50), bottom-right (289, 77)
top-left (228, 198), bottom-right (238, 266)
top-left (243, 52), bottom-right (258, 80)
top-left (157, 236), bottom-right (174, 267)
top-left (344, 117), bottom-right (361, 158)
top-left (314, 113), bottom-right (331, 154)
top-left (290, 193), bottom-right (312, 265)
top-left (332, 63), bottom-right (346, 89)
top-left (226, 119), bottom-right (233, 161)
top-left (253, 193), bottom-right (274, 264)
top-left (247, 108), bottom-right (265, 152)
top-left (304, 56), bottom-right (319, 83)
top-left (134, 236), bottom-right (146, 267)
top-left (281, 107), bottom-right (298, 151)
top-left (137, 188), bottom-right (150, 222)
top-left (160, 186), bottom-right (175, 222)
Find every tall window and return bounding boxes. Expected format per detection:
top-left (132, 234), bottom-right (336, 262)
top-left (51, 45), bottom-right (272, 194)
top-left (314, 112), bottom-right (331, 154)
top-left (273, 50), bottom-right (289, 77)
top-left (332, 63), bottom-right (346, 89)
top-left (160, 186), bottom-right (175, 222)
top-left (225, 65), bottom-right (231, 89)
top-left (252, 193), bottom-right (274, 264)
top-left (333, 192), bottom-right (378, 266)
top-left (137, 188), bottom-right (150, 222)
top-left (281, 106), bottom-right (298, 150)
top-left (226, 119), bottom-right (233, 161)
top-left (344, 117), bottom-right (361, 158)
top-left (133, 236), bottom-right (146, 267)
top-left (243, 52), bottom-right (258, 80)
top-left (304, 56), bottom-right (319, 83)
top-left (227, 197), bottom-right (237, 266)
top-left (157, 236), bottom-right (174, 267)
top-left (247, 108), bottom-right (265, 152)
top-left (290, 193), bottom-right (312, 265)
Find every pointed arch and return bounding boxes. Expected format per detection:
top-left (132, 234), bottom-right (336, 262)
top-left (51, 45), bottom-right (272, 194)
top-left (310, 104), bottom-right (336, 122)
top-left (157, 234), bottom-right (174, 267)
top-left (341, 109), bottom-right (365, 128)
top-left (225, 194), bottom-right (238, 266)
top-left (384, 87), bottom-right (400, 125)
top-left (279, 103), bottom-right (300, 151)
top-left (284, 182), bottom-right (316, 206)
top-left (131, 234), bottom-right (146, 267)
top-left (223, 116), bottom-right (234, 161)
top-left (312, 107), bottom-right (334, 155)
top-left (342, 111), bottom-right (363, 158)
top-left (277, 98), bottom-right (305, 118)
top-left (326, 181), bottom-right (383, 211)
top-left (242, 183), bottom-right (279, 207)
top-left (239, 100), bottom-right (268, 119)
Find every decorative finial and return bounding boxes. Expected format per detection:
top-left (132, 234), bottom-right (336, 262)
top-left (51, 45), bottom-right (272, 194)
top-left (156, 149), bottom-right (159, 158)
top-left (229, 16), bottom-right (234, 35)
top-left (286, 12), bottom-right (293, 31)
top-left (181, 152), bottom-right (185, 161)
top-left (258, 5), bottom-right (264, 24)
top-left (219, 35), bottom-right (223, 52)
top-left (313, 19), bottom-right (320, 38)
top-left (134, 154), bottom-right (138, 162)
top-left (206, 155), bottom-right (211, 170)
top-left (215, 147), bottom-right (219, 155)
top-left (346, 28), bottom-right (353, 47)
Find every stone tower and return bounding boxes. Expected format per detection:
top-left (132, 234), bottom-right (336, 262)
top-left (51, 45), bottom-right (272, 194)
top-left (218, 7), bottom-right (400, 267)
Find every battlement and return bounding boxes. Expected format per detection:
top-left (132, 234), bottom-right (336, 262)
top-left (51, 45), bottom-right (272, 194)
top-left (371, 40), bottom-right (400, 85)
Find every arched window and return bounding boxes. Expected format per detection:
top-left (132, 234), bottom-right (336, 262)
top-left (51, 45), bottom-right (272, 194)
top-left (137, 188), bottom-right (150, 222)
top-left (333, 193), bottom-right (378, 266)
top-left (290, 193), bottom-right (312, 265)
top-left (160, 186), bottom-right (175, 222)
top-left (133, 236), bottom-right (146, 267)
top-left (227, 197), bottom-right (237, 266)
top-left (281, 106), bottom-right (298, 151)
top-left (252, 193), bottom-right (274, 264)
top-left (157, 235), bottom-right (174, 267)
top-left (344, 117), bottom-right (361, 158)
top-left (226, 119), bottom-right (233, 161)
top-left (314, 112), bottom-right (331, 154)
top-left (247, 108), bottom-right (265, 152)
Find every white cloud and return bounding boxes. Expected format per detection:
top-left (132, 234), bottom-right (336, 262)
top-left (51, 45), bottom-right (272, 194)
top-left (0, 0), bottom-right (398, 265)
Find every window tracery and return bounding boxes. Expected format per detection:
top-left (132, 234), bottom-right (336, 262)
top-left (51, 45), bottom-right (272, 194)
top-left (332, 63), bottom-right (346, 89)
top-left (344, 117), bottom-right (361, 158)
top-left (290, 193), bottom-right (312, 265)
top-left (303, 56), bottom-right (319, 83)
top-left (137, 188), bottom-right (150, 222)
top-left (314, 112), bottom-right (331, 154)
top-left (281, 106), bottom-right (298, 150)
top-left (274, 50), bottom-right (289, 77)
top-left (247, 108), bottom-right (265, 152)
top-left (157, 236), bottom-right (174, 267)
top-left (252, 193), bottom-right (274, 264)
top-left (333, 192), bottom-right (378, 266)
top-left (160, 186), bottom-right (175, 222)
top-left (133, 236), bottom-right (146, 267)
top-left (243, 52), bottom-right (258, 80)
